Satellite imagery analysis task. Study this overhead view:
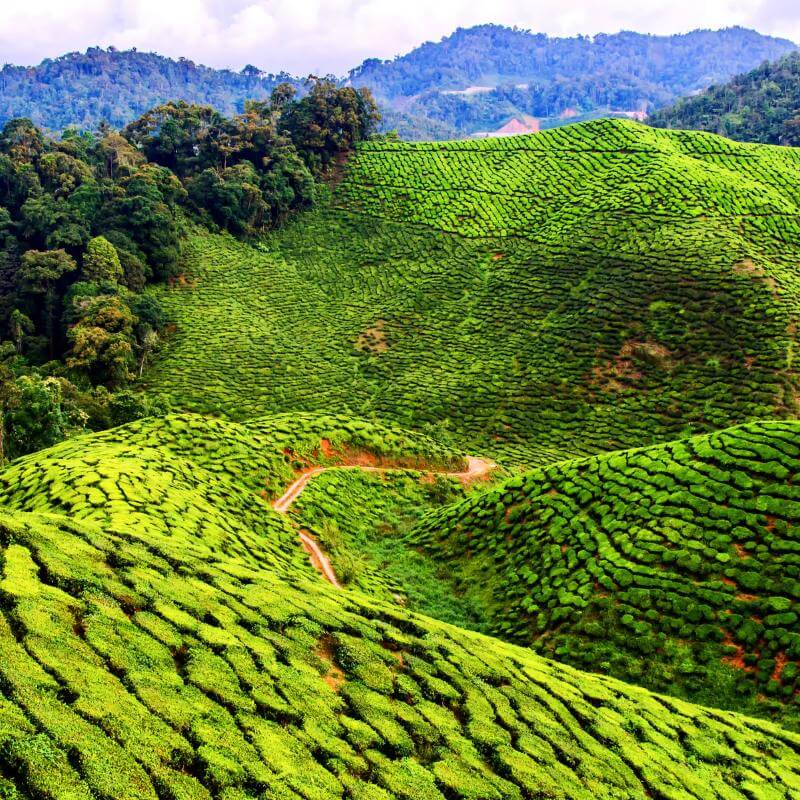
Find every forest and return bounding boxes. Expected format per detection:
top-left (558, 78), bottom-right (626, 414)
top-left (350, 25), bottom-right (796, 136)
top-left (0, 26), bottom-right (795, 140)
top-left (649, 51), bottom-right (800, 145)
top-left (0, 79), bottom-right (379, 461)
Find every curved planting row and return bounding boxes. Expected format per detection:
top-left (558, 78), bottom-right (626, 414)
top-left (0, 418), bottom-right (799, 799)
top-left (147, 119), bottom-right (800, 466)
top-left (412, 420), bottom-right (800, 726)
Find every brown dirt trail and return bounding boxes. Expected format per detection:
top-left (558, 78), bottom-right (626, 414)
top-left (272, 456), bottom-right (496, 586)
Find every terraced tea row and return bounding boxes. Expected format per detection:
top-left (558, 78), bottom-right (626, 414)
top-left (147, 119), bottom-right (800, 465)
top-left (412, 420), bottom-right (800, 727)
top-left (0, 415), bottom-right (799, 799)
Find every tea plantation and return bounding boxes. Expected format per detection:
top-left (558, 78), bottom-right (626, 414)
top-left (147, 118), bottom-right (800, 465)
top-left (2, 416), bottom-right (800, 799)
top-left (412, 420), bottom-right (800, 727)
top-left (6, 118), bottom-right (800, 797)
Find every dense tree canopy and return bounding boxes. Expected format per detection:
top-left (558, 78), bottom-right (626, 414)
top-left (0, 28), bottom-right (794, 141)
top-left (0, 82), bottom-right (379, 460)
top-left (348, 25), bottom-right (797, 138)
top-left (648, 52), bottom-right (800, 145)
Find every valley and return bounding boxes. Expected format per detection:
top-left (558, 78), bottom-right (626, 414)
top-left (1, 117), bottom-right (800, 798)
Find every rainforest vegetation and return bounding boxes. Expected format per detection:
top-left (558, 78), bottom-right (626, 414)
top-left (0, 79), bottom-right (379, 460)
top-left (649, 51), bottom-right (800, 145)
top-left (0, 26), bottom-right (795, 139)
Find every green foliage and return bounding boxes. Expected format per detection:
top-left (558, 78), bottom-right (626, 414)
top-left (2, 374), bottom-right (67, 460)
top-left (349, 24), bottom-right (796, 138)
top-left (66, 294), bottom-right (137, 384)
top-left (18, 249), bottom-right (76, 355)
top-left (0, 413), bottom-right (797, 799)
top-left (650, 52), bottom-right (800, 145)
top-left (0, 90), bottom-right (374, 458)
top-left (147, 119), bottom-right (800, 466)
top-left (82, 236), bottom-right (123, 283)
top-left (289, 467), bottom-right (485, 629)
top-left (411, 420), bottom-right (800, 727)
top-left (0, 30), bottom-right (795, 141)
top-left (0, 48), bottom-right (301, 131)
top-left (282, 78), bottom-right (380, 170)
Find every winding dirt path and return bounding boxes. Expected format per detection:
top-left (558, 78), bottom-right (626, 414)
top-left (272, 456), bottom-right (496, 587)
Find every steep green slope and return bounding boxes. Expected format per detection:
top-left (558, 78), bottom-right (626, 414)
top-left (649, 52), bottom-right (800, 145)
top-left (1, 416), bottom-right (800, 799)
top-left (147, 118), bottom-right (800, 465)
top-left (412, 420), bottom-right (800, 726)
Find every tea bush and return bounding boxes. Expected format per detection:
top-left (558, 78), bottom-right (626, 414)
top-left (147, 118), bottom-right (800, 465)
top-left (412, 419), bottom-right (800, 726)
top-left (0, 416), bottom-right (799, 798)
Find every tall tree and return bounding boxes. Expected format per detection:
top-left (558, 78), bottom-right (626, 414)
top-left (83, 236), bottom-right (123, 283)
top-left (18, 249), bottom-right (76, 356)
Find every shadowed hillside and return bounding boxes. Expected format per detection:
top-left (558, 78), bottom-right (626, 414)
top-left (146, 118), bottom-right (800, 465)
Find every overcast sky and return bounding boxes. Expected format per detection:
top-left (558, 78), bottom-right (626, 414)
top-left (2, 0), bottom-right (799, 75)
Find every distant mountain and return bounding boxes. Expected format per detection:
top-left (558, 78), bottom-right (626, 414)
top-left (0, 26), bottom-right (795, 139)
top-left (648, 52), bottom-right (800, 145)
top-left (0, 47), bottom-right (302, 130)
top-left (348, 25), bottom-right (797, 138)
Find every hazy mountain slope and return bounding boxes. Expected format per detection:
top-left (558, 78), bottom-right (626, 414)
top-left (0, 26), bottom-right (794, 137)
top-left (411, 420), bottom-right (800, 725)
top-left (348, 25), bottom-right (796, 137)
top-left (0, 414), bottom-right (799, 799)
top-left (649, 51), bottom-right (800, 145)
top-left (0, 48), bottom-right (299, 130)
top-left (146, 119), bottom-right (800, 466)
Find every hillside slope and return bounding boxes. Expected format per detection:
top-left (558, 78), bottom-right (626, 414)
top-left (412, 420), bottom-right (800, 726)
top-left (649, 52), bottom-right (800, 145)
top-left (349, 25), bottom-right (796, 137)
top-left (0, 48), bottom-right (297, 130)
top-left (147, 118), bottom-right (800, 466)
top-left (0, 415), bottom-right (800, 799)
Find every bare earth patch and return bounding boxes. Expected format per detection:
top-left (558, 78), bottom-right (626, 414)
top-left (315, 634), bottom-right (346, 692)
top-left (356, 319), bottom-right (389, 355)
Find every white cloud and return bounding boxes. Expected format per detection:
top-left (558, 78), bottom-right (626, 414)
top-left (0, 0), bottom-right (797, 74)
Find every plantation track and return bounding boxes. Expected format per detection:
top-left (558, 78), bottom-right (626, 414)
top-left (272, 456), bottom-right (496, 586)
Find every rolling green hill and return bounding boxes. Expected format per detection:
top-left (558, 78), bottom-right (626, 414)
top-left (411, 420), bottom-right (800, 726)
top-left (1, 414), bottom-right (800, 799)
top-left (146, 118), bottom-right (800, 466)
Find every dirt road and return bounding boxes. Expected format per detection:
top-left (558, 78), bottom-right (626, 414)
top-left (272, 456), bottom-right (496, 586)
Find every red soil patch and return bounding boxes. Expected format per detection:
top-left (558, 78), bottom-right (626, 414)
top-left (589, 339), bottom-right (671, 393)
top-left (734, 543), bottom-right (750, 559)
top-left (721, 630), bottom-right (754, 672)
top-left (772, 652), bottom-right (788, 682)
top-left (491, 253), bottom-right (505, 261)
top-left (315, 634), bottom-right (345, 692)
top-left (319, 438), bottom-right (336, 458)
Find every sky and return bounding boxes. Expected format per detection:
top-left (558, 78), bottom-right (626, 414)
top-left (1, 0), bottom-right (799, 75)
